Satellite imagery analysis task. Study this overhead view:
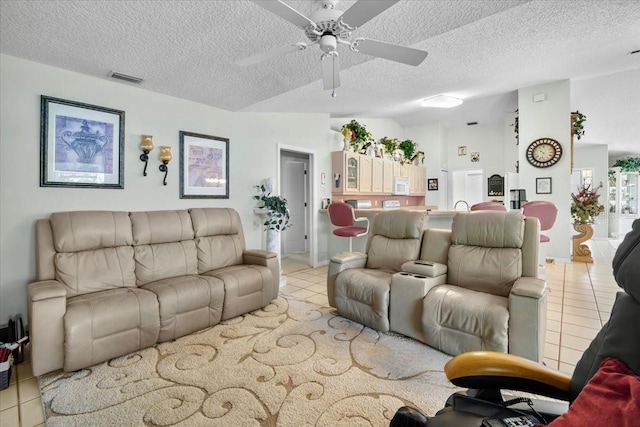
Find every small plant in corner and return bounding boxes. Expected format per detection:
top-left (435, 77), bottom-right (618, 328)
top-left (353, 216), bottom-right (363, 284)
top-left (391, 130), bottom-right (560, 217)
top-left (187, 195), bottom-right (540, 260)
top-left (254, 184), bottom-right (291, 231)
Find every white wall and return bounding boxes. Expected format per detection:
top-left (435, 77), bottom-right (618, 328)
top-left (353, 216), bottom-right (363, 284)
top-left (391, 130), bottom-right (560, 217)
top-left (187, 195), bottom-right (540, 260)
top-left (445, 123), bottom-right (505, 209)
top-left (405, 122), bottom-right (443, 207)
top-left (0, 54), bottom-right (332, 323)
top-left (518, 80), bottom-right (571, 260)
top-left (573, 144), bottom-right (609, 239)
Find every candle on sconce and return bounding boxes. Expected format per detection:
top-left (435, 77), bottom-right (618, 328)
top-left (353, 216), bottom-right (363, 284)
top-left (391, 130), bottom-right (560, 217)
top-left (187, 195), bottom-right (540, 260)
top-left (140, 135), bottom-right (154, 176)
top-left (159, 146), bottom-right (172, 185)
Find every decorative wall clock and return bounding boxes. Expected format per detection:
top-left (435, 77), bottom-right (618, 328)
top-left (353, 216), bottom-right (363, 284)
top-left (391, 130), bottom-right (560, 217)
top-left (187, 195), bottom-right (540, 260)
top-left (526, 138), bottom-right (562, 168)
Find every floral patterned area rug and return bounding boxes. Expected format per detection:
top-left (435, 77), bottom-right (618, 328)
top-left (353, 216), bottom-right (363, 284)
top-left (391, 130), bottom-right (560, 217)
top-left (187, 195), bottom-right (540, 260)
top-left (39, 296), bottom-right (459, 426)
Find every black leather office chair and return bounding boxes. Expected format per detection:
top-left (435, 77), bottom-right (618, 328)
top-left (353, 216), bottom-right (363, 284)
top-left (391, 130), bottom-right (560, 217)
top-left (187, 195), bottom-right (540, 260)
top-left (391, 219), bottom-right (640, 427)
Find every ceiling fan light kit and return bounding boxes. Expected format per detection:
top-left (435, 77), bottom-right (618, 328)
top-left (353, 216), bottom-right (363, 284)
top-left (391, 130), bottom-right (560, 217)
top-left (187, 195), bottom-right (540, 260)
top-left (240, 0), bottom-right (429, 96)
top-left (421, 95), bottom-right (464, 108)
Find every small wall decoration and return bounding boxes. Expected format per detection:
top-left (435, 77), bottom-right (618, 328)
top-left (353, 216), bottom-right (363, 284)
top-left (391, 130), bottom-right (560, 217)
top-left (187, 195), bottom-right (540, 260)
top-left (428, 178), bottom-right (439, 191)
top-left (458, 146), bottom-right (467, 156)
top-left (471, 152), bottom-right (480, 162)
top-left (179, 131), bottom-right (229, 199)
top-left (40, 95), bottom-right (125, 189)
top-left (536, 177), bottom-right (552, 194)
top-left (487, 174), bottom-right (504, 196)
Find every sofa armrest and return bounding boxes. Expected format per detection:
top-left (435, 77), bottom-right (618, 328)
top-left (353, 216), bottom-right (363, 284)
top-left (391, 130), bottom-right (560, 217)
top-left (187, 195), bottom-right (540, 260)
top-left (509, 277), bottom-right (547, 362)
top-left (243, 249), bottom-right (280, 302)
top-left (445, 351), bottom-right (571, 401)
top-left (327, 252), bottom-right (367, 307)
top-left (27, 280), bottom-right (67, 376)
top-left (511, 276), bottom-right (546, 298)
top-left (389, 272), bottom-right (447, 341)
top-left (401, 260), bottom-right (447, 277)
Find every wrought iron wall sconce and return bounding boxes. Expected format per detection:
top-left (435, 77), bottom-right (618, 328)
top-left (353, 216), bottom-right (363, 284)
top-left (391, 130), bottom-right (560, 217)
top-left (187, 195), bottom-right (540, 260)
top-left (140, 135), bottom-right (154, 176)
top-left (158, 146), bottom-right (172, 186)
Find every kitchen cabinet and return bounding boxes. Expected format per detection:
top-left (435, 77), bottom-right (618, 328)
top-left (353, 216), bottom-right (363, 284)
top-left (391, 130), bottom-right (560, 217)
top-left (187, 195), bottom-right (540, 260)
top-left (372, 157), bottom-right (384, 193)
top-left (331, 151), bottom-right (425, 196)
top-left (608, 168), bottom-right (638, 238)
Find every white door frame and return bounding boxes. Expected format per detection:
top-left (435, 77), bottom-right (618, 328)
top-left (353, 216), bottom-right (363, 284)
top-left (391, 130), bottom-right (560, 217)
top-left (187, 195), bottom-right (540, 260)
top-left (277, 144), bottom-right (318, 268)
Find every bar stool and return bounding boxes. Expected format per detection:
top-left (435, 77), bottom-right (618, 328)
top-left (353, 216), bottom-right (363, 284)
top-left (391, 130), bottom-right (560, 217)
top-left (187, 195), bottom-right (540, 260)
top-left (327, 202), bottom-right (370, 252)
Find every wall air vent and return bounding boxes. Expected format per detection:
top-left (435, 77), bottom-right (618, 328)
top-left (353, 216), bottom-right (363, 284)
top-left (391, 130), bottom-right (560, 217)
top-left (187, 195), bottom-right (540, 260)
top-left (466, 122), bottom-right (478, 126)
top-left (110, 71), bottom-right (144, 84)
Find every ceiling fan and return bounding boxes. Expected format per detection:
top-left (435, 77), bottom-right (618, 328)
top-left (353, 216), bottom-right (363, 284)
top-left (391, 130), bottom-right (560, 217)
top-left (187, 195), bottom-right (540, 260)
top-left (237, 0), bottom-right (428, 95)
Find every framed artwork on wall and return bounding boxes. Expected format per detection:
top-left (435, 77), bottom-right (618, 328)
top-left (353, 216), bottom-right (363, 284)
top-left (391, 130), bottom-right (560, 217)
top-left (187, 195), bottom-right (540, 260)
top-left (458, 146), bottom-right (467, 156)
top-left (40, 95), bottom-right (125, 189)
top-left (428, 178), bottom-right (439, 191)
top-left (179, 131), bottom-right (229, 199)
top-left (536, 177), bottom-right (552, 194)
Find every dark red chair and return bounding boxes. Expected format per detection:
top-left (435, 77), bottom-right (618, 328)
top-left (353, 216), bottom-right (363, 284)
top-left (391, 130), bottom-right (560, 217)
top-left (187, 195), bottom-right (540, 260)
top-left (327, 202), bottom-right (370, 252)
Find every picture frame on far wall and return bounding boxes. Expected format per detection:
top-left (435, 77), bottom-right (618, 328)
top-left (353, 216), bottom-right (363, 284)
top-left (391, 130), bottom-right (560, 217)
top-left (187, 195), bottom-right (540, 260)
top-left (427, 178), bottom-right (439, 191)
top-left (179, 131), bottom-right (229, 199)
top-left (40, 95), bottom-right (125, 189)
top-left (536, 177), bottom-right (552, 194)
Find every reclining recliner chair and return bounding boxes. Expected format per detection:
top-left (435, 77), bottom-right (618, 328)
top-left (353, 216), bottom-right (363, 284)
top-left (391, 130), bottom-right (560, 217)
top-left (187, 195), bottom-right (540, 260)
top-left (391, 219), bottom-right (640, 426)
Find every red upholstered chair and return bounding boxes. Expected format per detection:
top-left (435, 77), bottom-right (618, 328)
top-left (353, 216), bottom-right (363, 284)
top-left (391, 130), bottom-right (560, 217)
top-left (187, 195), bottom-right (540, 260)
top-left (327, 202), bottom-right (370, 252)
top-left (470, 201), bottom-right (507, 211)
top-left (522, 201), bottom-right (558, 243)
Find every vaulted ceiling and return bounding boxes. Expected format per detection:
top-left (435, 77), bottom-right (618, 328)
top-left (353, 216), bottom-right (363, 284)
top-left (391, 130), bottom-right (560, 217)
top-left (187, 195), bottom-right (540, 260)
top-left (1, 0), bottom-right (639, 157)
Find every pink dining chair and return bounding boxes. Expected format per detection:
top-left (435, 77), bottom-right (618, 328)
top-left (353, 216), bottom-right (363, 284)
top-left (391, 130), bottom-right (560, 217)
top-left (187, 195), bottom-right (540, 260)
top-left (327, 202), bottom-right (370, 252)
top-left (522, 201), bottom-right (558, 243)
top-left (470, 201), bottom-right (507, 211)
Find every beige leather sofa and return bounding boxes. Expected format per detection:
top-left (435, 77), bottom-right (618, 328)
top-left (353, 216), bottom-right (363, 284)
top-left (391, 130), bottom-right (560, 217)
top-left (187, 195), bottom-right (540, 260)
top-left (27, 208), bottom-right (279, 376)
top-left (328, 211), bottom-right (547, 362)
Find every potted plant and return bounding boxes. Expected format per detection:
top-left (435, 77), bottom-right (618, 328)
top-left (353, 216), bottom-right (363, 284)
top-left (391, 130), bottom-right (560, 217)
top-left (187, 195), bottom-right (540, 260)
top-left (379, 137), bottom-right (396, 153)
top-left (571, 110), bottom-right (587, 140)
top-left (612, 157), bottom-right (640, 173)
top-left (254, 183), bottom-right (291, 232)
top-left (341, 120), bottom-right (372, 152)
top-left (398, 139), bottom-right (416, 164)
top-left (570, 183), bottom-right (604, 225)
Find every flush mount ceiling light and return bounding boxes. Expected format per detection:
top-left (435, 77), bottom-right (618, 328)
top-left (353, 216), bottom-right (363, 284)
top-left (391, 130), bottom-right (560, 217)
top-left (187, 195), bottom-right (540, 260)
top-left (420, 95), bottom-right (463, 108)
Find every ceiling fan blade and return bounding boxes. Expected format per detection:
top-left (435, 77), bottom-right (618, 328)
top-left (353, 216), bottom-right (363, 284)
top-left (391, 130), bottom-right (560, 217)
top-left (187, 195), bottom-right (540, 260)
top-left (352, 38), bottom-right (428, 66)
top-left (338, 0), bottom-right (399, 29)
top-left (321, 54), bottom-right (341, 90)
top-left (236, 43), bottom-right (306, 66)
top-left (251, 0), bottom-right (315, 28)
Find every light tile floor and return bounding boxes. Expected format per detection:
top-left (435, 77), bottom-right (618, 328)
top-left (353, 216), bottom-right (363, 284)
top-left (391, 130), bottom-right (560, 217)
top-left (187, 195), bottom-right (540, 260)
top-left (0, 239), bottom-right (621, 426)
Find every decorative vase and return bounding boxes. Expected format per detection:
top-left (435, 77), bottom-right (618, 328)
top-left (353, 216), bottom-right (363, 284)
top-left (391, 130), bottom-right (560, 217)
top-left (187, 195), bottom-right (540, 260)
top-left (572, 223), bottom-right (594, 263)
top-left (343, 136), bottom-right (352, 151)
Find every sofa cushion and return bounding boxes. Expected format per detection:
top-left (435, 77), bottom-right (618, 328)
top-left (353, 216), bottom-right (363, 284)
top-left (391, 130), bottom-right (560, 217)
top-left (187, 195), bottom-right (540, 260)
top-left (422, 284), bottom-right (509, 356)
top-left (134, 241), bottom-right (198, 286)
top-left (204, 265), bottom-right (274, 320)
top-left (55, 247), bottom-right (136, 297)
top-left (141, 275), bottom-right (224, 342)
top-left (50, 211), bottom-right (132, 252)
top-left (447, 246), bottom-right (522, 297)
top-left (365, 210), bottom-right (424, 271)
top-left (190, 208), bottom-right (245, 272)
top-left (130, 210), bottom-right (194, 245)
top-left (334, 268), bottom-right (393, 331)
top-left (452, 211), bottom-right (525, 248)
top-left (64, 288), bottom-right (160, 371)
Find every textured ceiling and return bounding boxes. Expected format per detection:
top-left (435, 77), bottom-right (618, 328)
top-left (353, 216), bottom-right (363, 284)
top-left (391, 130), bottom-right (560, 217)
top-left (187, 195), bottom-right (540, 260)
top-left (1, 0), bottom-right (639, 157)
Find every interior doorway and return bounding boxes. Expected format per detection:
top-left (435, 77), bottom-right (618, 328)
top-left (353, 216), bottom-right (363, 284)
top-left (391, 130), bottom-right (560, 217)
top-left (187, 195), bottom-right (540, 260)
top-left (451, 169), bottom-right (484, 209)
top-left (279, 147), bottom-right (314, 274)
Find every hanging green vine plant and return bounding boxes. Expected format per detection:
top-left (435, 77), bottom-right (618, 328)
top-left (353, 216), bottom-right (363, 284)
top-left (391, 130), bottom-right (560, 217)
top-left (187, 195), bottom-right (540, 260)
top-left (612, 157), bottom-right (640, 173)
top-left (571, 110), bottom-right (587, 140)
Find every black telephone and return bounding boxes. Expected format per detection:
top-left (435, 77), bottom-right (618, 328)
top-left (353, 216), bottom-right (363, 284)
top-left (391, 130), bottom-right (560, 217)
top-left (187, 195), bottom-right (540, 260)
top-left (482, 415), bottom-right (539, 427)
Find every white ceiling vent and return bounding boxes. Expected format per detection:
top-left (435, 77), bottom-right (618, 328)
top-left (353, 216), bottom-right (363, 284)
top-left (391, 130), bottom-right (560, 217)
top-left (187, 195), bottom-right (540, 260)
top-left (110, 71), bottom-right (144, 84)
